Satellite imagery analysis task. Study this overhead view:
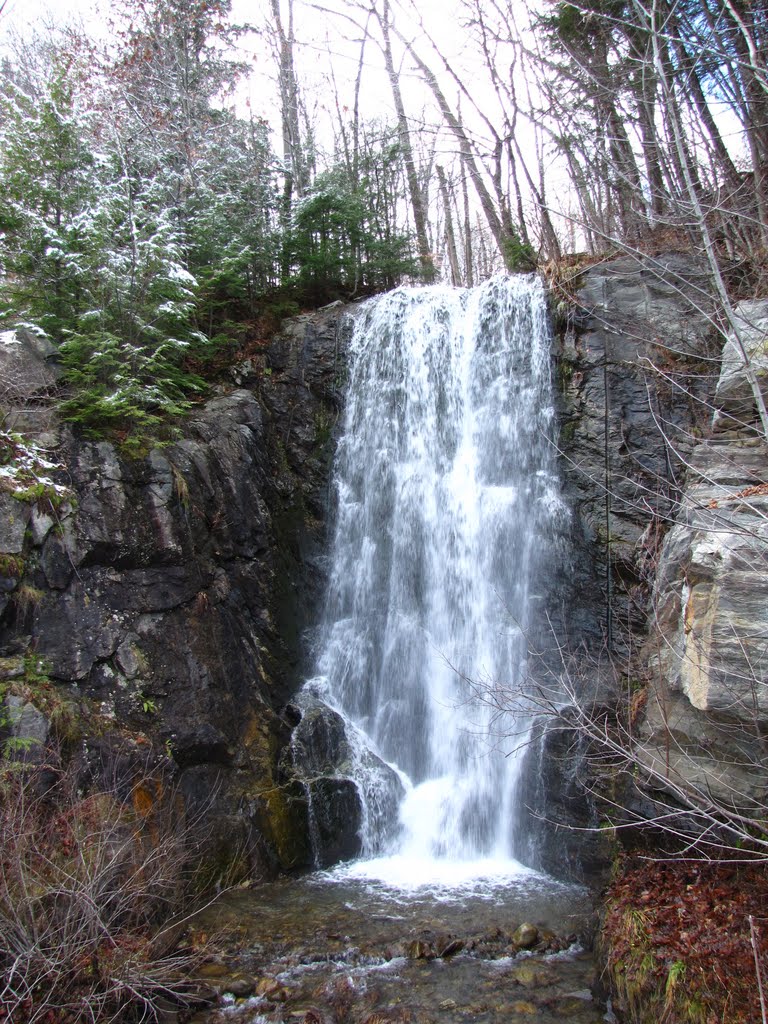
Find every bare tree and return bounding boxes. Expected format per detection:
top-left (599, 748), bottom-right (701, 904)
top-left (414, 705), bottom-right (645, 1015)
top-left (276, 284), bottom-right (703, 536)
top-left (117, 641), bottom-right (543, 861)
top-left (268, 0), bottom-right (311, 210)
top-left (436, 164), bottom-right (461, 285)
top-left (371, 0), bottom-right (435, 281)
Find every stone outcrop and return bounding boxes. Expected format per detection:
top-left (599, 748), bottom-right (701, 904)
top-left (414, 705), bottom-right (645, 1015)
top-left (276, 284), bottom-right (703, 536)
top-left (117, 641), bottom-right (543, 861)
top-left (713, 299), bottom-right (768, 434)
top-left (555, 253), bottom-right (719, 655)
top-left (287, 691), bottom-right (405, 866)
top-left (0, 326), bottom-right (60, 440)
top-left (639, 298), bottom-right (768, 817)
top-left (526, 254), bottom-right (722, 877)
top-left (0, 306), bottom-right (352, 879)
top-left (288, 695), bottom-right (364, 866)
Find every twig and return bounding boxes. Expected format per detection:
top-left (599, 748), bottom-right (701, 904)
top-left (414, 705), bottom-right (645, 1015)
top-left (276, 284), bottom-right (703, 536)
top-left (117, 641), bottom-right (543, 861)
top-left (750, 915), bottom-right (767, 1024)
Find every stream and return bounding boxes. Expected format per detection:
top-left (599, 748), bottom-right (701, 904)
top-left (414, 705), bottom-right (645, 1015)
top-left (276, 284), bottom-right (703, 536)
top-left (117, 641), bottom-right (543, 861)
top-left (191, 861), bottom-right (608, 1024)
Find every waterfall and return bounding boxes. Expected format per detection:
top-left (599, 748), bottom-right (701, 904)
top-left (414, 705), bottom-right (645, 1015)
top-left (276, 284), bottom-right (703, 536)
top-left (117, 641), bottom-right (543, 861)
top-left (300, 274), bottom-right (567, 871)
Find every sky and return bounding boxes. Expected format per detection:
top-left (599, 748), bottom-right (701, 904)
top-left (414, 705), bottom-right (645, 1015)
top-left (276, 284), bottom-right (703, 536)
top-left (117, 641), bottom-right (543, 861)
top-left (0, 0), bottom-right (448, 142)
top-left (2, 0), bottom-right (101, 34)
top-left (0, 0), bottom-right (470, 111)
top-left (0, 0), bottom-right (574, 249)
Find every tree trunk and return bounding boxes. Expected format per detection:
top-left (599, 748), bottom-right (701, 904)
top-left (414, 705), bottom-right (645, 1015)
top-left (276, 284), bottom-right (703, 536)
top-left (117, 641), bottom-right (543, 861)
top-left (376, 0), bottom-right (435, 282)
top-left (436, 164), bottom-right (461, 285)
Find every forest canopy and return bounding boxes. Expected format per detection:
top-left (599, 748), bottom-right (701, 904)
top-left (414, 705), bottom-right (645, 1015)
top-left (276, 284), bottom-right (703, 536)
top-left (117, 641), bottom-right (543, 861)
top-left (0, 0), bottom-right (763, 440)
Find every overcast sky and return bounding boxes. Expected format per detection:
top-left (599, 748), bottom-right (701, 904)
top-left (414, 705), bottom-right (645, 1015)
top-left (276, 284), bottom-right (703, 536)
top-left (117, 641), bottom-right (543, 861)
top-left (2, 0), bottom-right (101, 33)
top-left (0, 0), bottom-right (430, 135)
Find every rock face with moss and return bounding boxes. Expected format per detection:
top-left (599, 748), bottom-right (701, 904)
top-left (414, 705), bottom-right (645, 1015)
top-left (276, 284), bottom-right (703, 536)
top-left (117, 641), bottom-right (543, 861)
top-left (0, 305), bottom-right (351, 878)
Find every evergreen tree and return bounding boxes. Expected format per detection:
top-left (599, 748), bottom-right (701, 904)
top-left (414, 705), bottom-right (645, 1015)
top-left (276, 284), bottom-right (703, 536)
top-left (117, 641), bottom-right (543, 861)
top-left (186, 112), bottom-right (281, 322)
top-left (290, 126), bottom-right (418, 303)
top-left (0, 39), bottom-right (206, 443)
top-left (0, 63), bottom-right (98, 337)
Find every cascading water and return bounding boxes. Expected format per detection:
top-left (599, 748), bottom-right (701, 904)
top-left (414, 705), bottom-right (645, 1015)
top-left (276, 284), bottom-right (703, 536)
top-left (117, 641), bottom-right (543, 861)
top-left (300, 274), bottom-right (568, 875)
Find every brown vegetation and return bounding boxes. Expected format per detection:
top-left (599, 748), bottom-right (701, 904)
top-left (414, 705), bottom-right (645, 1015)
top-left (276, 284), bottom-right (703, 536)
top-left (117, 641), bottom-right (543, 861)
top-left (0, 755), bottom-right (213, 1023)
top-left (601, 856), bottom-right (768, 1024)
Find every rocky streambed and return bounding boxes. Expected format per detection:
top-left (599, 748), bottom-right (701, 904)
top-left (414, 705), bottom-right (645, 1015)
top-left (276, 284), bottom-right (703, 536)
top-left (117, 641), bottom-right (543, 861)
top-left (187, 866), bottom-right (610, 1024)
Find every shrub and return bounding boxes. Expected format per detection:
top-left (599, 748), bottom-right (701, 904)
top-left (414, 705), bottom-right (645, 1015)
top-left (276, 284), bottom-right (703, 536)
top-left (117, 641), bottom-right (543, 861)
top-left (0, 755), bottom-right (212, 1023)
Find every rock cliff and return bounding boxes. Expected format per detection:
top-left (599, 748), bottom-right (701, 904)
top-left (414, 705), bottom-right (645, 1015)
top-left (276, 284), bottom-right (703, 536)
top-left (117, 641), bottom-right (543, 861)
top-left (555, 253), bottom-right (719, 654)
top-left (639, 298), bottom-right (768, 829)
top-left (0, 306), bottom-right (351, 879)
top-left (523, 253), bottom-right (725, 877)
top-left (539, 259), bottom-right (768, 865)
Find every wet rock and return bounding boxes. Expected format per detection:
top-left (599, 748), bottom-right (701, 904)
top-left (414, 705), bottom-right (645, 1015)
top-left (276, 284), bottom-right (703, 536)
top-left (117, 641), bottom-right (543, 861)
top-left (307, 776), bottom-right (363, 866)
top-left (196, 963), bottom-right (230, 980)
top-left (290, 694), bottom-right (405, 864)
top-left (255, 977), bottom-right (289, 1002)
top-left (548, 993), bottom-right (594, 1016)
top-left (511, 962), bottom-right (555, 987)
top-left (291, 699), bottom-right (352, 773)
top-left (224, 975), bottom-right (258, 998)
top-left (511, 1002), bottom-right (538, 1015)
top-left (511, 923), bottom-right (539, 949)
top-left (435, 935), bottom-right (464, 958)
top-left (405, 939), bottom-right (436, 960)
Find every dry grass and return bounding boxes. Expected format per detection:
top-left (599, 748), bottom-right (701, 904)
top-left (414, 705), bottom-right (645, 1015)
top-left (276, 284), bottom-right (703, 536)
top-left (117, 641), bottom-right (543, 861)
top-left (0, 756), bottom-right (214, 1023)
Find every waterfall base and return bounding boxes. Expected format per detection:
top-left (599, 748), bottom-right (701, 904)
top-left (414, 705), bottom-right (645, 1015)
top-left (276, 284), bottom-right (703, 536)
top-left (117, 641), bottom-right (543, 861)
top-left (191, 869), bottom-right (605, 1024)
top-left (332, 854), bottom-right (534, 890)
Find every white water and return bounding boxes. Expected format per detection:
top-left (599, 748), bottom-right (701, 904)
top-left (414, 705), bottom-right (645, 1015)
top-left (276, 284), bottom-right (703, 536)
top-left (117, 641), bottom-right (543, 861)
top-left (304, 275), bottom-right (567, 882)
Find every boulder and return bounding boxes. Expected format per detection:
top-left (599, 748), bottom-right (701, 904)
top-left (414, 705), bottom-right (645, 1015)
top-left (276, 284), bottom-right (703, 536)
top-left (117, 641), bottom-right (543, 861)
top-left (307, 776), bottom-right (363, 866)
top-left (290, 698), bottom-right (353, 775)
top-left (511, 923), bottom-right (540, 949)
top-left (642, 438), bottom-right (768, 812)
top-left (290, 693), bottom-right (405, 865)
